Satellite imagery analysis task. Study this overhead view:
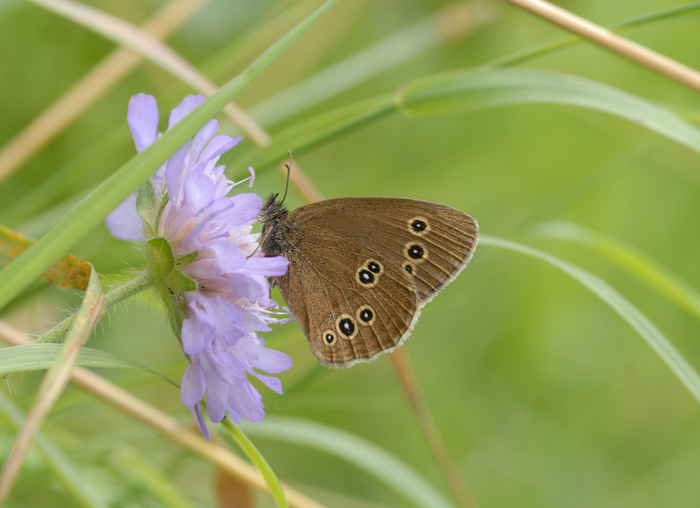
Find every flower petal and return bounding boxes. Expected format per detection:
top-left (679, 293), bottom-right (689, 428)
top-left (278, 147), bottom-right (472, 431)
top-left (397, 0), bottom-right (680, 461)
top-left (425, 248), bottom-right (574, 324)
top-left (182, 298), bottom-right (217, 356)
top-left (217, 193), bottom-right (262, 228)
top-left (251, 371), bottom-right (283, 394)
top-left (240, 310), bottom-right (273, 333)
top-left (182, 168), bottom-right (216, 216)
top-left (189, 119), bottom-right (219, 165)
top-left (244, 256), bottom-right (289, 276)
top-left (206, 342), bottom-right (246, 385)
top-left (227, 382), bottom-right (264, 423)
top-left (237, 335), bottom-right (293, 374)
top-left (225, 274), bottom-right (269, 306)
top-left (168, 95), bottom-right (206, 129)
top-left (209, 241), bottom-right (246, 273)
top-left (128, 94), bottom-right (159, 153)
top-left (200, 135), bottom-right (242, 162)
top-left (181, 358), bottom-right (206, 407)
top-left (164, 141), bottom-right (192, 205)
top-left (105, 194), bottom-right (143, 241)
top-left (205, 296), bottom-right (246, 346)
top-left (201, 356), bottom-right (229, 423)
top-left (191, 403), bottom-right (210, 441)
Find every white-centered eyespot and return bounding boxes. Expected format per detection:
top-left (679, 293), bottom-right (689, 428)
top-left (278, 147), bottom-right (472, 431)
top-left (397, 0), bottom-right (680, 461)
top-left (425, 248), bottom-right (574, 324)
top-left (365, 259), bottom-right (383, 275)
top-left (335, 314), bottom-right (357, 340)
top-left (407, 216), bottom-right (430, 236)
top-left (403, 261), bottom-right (416, 275)
top-left (356, 304), bottom-right (376, 326)
top-left (356, 265), bottom-right (379, 287)
top-left (322, 329), bottom-right (337, 346)
top-left (403, 241), bottom-right (428, 263)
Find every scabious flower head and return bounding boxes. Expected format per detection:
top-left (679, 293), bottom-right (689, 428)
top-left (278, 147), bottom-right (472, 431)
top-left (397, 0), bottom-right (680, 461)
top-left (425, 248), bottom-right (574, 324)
top-left (106, 93), bottom-right (291, 440)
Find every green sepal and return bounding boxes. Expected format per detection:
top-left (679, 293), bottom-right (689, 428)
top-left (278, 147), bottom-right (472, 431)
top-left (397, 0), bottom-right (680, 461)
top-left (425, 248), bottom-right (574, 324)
top-left (153, 192), bottom-right (170, 236)
top-left (176, 250), bottom-right (198, 268)
top-left (135, 179), bottom-right (156, 231)
top-left (165, 269), bottom-right (198, 295)
top-left (145, 237), bottom-right (174, 278)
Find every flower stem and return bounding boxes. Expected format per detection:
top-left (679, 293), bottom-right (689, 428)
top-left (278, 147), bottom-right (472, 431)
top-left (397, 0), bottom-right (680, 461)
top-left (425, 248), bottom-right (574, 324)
top-left (37, 271), bottom-right (153, 344)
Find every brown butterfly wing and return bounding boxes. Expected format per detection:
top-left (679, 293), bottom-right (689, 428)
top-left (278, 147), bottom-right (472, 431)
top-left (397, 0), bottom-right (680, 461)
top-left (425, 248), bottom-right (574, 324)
top-left (277, 198), bottom-right (478, 367)
top-left (276, 225), bottom-right (419, 367)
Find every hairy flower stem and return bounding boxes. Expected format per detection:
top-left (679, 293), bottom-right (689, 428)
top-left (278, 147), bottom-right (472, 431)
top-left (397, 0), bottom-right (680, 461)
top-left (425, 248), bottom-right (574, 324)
top-left (37, 271), bottom-right (153, 344)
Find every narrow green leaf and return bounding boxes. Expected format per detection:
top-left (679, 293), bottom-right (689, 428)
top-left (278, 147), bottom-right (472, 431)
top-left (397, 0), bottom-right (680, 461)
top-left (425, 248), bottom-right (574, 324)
top-left (397, 68), bottom-right (700, 156)
top-left (0, 344), bottom-right (179, 387)
top-left (218, 419), bottom-right (288, 508)
top-left (145, 237), bottom-right (175, 278)
top-left (0, 0), bottom-right (341, 312)
top-left (109, 447), bottom-right (196, 508)
top-left (479, 235), bottom-right (700, 405)
top-left (235, 94), bottom-right (395, 171)
top-left (0, 392), bottom-right (108, 508)
top-left (241, 417), bottom-right (456, 508)
top-left (0, 127), bottom-right (130, 227)
top-left (236, 66), bottom-right (700, 178)
top-left (534, 222), bottom-right (700, 321)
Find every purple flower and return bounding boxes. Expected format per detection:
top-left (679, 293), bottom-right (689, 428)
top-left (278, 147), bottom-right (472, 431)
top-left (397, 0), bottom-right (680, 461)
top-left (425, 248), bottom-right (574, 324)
top-left (107, 94), bottom-right (291, 439)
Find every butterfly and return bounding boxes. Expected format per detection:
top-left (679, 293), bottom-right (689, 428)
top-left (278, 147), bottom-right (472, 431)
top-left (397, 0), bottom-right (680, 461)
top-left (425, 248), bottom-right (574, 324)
top-left (260, 183), bottom-right (478, 367)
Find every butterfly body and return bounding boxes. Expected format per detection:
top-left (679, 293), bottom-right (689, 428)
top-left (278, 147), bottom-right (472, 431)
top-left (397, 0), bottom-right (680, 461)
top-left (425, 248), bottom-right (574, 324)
top-left (261, 196), bottom-right (478, 367)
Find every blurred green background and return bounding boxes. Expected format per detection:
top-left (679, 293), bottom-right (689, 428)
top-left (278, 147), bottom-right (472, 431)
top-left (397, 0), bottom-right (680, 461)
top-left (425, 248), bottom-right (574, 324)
top-left (2, 0), bottom-right (700, 506)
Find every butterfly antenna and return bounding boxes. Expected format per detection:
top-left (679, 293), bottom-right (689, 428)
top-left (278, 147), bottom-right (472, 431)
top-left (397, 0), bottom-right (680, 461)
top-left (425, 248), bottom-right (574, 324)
top-left (280, 150), bottom-right (292, 205)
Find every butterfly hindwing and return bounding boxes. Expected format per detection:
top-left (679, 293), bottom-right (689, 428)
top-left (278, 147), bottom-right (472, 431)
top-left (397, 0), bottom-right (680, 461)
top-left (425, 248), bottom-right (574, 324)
top-left (276, 226), bottom-right (418, 367)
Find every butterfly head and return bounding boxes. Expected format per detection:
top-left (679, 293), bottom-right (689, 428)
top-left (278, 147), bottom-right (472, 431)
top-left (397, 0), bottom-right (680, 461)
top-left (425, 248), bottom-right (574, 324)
top-left (261, 193), bottom-right (288, 223)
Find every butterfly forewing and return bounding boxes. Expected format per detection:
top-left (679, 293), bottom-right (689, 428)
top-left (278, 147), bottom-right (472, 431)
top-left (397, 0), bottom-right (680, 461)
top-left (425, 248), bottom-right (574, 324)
top-left (288, 198), bottom-right (478, 302)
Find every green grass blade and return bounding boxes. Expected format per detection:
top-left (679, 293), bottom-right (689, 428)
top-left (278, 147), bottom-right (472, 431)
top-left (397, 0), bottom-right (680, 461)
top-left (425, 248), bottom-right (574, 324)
top-left (0, 392), bottom-right (109, 508)
top-left (0, 0), bottom-right (340, 312)
top-left (0, 344), bottom-right (179, 387)
top-left (246, 3), bottom-right (494, 129)
top-left (238, 67), bottom-right (700, 177)
top-left (534, 222), bottom-right (700, 321)
top-left (219, 418), bottom-right (288, 508)
top-left (397, 68), bottom-right (700, 156)
top-left (237, 94), bottom-right (395, 171)
top-left (241, 417), bottom-right (456, 508)
top-left (0, 126), bottom-right (130, 228)
top-left (108, 447), bottom-right (196, 508)
top-left (480, 234), bottom-right (700, 405)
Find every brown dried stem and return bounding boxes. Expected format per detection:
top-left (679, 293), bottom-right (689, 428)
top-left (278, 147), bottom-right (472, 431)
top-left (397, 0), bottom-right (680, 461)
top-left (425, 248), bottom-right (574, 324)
top-left (503, 0), bottom-right (700, 94)
top-left (391, 349), bottom-right (478, 508)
